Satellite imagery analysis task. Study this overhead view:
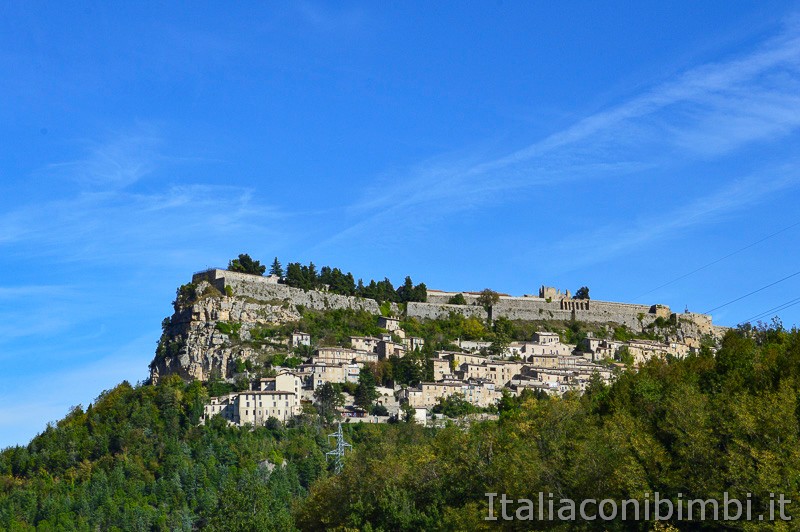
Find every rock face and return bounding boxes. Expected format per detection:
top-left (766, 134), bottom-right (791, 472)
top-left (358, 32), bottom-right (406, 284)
top-left (149, 282), bottom-right (303, 383)
top-left (149, 273), bottom-right (391, 384)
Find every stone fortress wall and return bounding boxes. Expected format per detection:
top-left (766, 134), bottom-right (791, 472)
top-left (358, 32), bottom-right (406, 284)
top-left (193, 269), bottom-right (385, 314)
top-left (192, 269), bottom-right (717, 333)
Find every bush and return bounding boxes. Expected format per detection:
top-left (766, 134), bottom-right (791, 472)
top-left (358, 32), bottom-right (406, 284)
top-left (215, 321), bottom-right (242, 339)
top-left (370, 404), bottom-right (389, 416)
top-left (447, 293), bottom-right (467, 305)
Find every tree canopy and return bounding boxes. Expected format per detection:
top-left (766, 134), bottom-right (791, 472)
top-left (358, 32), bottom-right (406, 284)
top-left (280, 260), bottom-right (427, 304)
top-left (574, 286), bottom-right (590, 299)
top-left (227, 253), bottom-right (266, 275)
top-left (269, 257), bottom-right (284, 277)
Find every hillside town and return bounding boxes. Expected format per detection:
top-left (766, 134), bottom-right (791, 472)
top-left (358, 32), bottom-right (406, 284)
top-left (203, 314), bottom-right (703, 427)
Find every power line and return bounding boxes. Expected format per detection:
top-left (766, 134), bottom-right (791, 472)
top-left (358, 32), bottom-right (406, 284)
top-left (704, 269), bottom-right (800, 315)
top-left (742, 296), bottom-right (800, 324)
top-left (634, 220), bottom-right (800, 301)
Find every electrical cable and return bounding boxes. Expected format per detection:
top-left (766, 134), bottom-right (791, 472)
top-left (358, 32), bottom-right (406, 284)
top-left (742, 296), bottom-right (800, 324)
top-left (704, 269), bottom-right (800, 314)
top-left (634, 220), bottom-right (800, 300)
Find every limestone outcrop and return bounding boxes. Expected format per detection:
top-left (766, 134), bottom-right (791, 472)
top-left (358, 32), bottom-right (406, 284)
top-left (149, 282), bottom-right (303, 383)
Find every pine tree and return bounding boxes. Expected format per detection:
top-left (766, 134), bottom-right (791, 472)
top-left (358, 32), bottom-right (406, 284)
top-left (269, 257), bottom-right (284, 277)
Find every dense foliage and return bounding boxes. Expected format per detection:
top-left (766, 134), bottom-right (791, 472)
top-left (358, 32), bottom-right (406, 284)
top-left (282, 260), bottom-right (427, 303)
top-left (5, 325), bottom-right (800, 529)
top-left (0, 376), bottom-right (324, 530)
top-left (299, 325), bottom-right (800, 530)
top-left (226, 253), bottom-right (266, 276)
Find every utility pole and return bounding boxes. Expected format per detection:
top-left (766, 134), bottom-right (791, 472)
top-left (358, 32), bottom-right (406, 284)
top-left (325, 422), bottom-right (352, 473)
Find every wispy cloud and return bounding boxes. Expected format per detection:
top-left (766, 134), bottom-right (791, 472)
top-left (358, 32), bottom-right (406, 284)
top-left (316, 18), bottom-right (800, 249)
top-left (550, 166), bottom-right (800, 270)
top-left (1, 125), bottom-right (296, 266)
top-left (293, 1), bottom-right (366, 33)
top-left (42, 125), bottom-right (162, 189)
top-left (0, 285), bottom-right (72, 299)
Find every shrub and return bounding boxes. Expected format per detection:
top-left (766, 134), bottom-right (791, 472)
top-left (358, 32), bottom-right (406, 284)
top-left (447, 293), bottom-right (467, 305)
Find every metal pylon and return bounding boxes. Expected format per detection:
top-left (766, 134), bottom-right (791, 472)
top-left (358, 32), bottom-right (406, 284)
top-left (325, 422), bottom-right (352, 473)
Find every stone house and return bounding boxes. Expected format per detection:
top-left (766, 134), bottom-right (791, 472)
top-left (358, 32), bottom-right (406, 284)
top-left (314, 347), bottom-right (361, 365)
top-left (403, 336), bottom-right (425, 352)
top-left (438, 351), bottom-right (488, 367)
top-left (458, 339), bottom-right (492, 353)
top-left (296, 362), bottom-right (359, 389)
top-left (525, 353), bottom-right (559, 368)
top-left (204, 390), bottom-right (300, 426)
top-left (237, 390), bottom-right (299, 424)
top-left (290, 331), bottom-right (311, 348)
top-left (203, 393), bottom-right (237, 423)
top-left (378, 316), bottom-right (401, 332)
top-left (432, 358), bottom-right (452, 381)
top-left (350, 336), bottom-right (381, 352)
top-left (377, 340), bottom-right (406, 359)
top-left (533, 331), bottom-right (561, 345)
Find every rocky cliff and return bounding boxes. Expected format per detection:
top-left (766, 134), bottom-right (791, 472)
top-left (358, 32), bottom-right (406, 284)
top-left (149, 280), bottom-right (301, 383)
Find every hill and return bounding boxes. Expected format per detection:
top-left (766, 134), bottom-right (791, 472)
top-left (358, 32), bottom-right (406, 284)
top-left (8, 266), bottom-right (791, 530)
top-left (2, 324), bottom-right (799, 529)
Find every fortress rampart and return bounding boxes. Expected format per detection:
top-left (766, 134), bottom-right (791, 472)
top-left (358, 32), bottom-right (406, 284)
top-left (192, 269), bottom-right (715, 333)
top-left (192, 269), bottom-right (384, 314)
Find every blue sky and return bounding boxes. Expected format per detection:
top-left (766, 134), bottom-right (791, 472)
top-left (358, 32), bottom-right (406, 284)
top-left (2, 1), bottom-right (800, 447)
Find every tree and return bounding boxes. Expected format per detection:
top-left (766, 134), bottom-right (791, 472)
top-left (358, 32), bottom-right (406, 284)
top-left (488, 331), bottom-right (510, 358)
top-left (313, 383), bottom-right (344, 422)
top-left (227, 253), bottom-right (266, 275)
top-left (269, 257), bottom-right (284, 277)
top-left (477, 288), bottom-right (500, 323)
top-left (432, 394), bottom-right (477, 418)
top-left (370, 404), bottom-right (389, 416)
top-left (354, 368), bottom-right (378, 411)
top-left (574, 286), bottom-right (590, 300)
top-left (476, 288), bottom-right (500, 310)
top-left (396, 276), bottom-right (415, 303)
top-left (400, 403), bottom-right (415, 423)
top-left (395, 277), bottom-right (428, 303)
top-left (285, 262), bottom-right (304, 288)
top-left (447, 293), bottom-right (467, 305)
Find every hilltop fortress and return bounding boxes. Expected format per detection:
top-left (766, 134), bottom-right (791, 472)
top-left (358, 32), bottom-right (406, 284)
top-left (147, 268), bottom-right (728, 421)
top-left (192, 268), bottom-right (720, 336)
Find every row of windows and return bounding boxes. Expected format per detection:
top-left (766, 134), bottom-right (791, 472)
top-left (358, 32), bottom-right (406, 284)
top-left (244, 409), bottom-right (289, 416)
top-left (245, 401), bottom-right (291, 408)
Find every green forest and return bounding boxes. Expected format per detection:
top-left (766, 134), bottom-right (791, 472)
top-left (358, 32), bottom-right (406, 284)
top-left (3, 324), bottom-right (800, 530)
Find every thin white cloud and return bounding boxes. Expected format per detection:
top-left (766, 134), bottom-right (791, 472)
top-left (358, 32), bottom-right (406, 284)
top-left (43, 125), bottom-right (162, 190)
top-left (293, 1), bottom-right (366, 33)
top-left (0, 285), bottom-right (73, 299)
top-left (1, 125), bottom-right (295, 266)
top-left (551, 167), bottom-right (800, 269)
top-left (317, 18), bottom-right (800, 249)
